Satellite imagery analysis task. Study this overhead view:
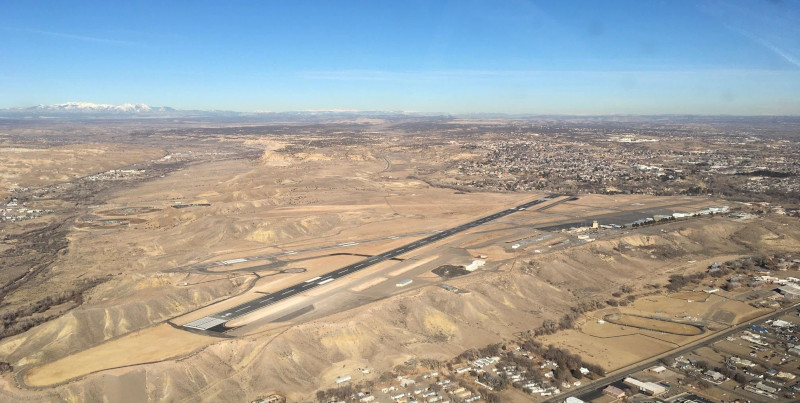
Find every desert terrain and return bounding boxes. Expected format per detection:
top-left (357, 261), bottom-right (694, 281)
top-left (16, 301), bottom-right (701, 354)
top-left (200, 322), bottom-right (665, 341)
top-left (0, 116), bottom-right (798, 402)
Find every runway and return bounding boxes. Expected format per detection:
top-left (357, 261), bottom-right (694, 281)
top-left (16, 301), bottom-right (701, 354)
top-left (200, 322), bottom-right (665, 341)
top-left (183, 194), bottom-right (564, 331)
top-left (168, 230), bottom-right (446, 274)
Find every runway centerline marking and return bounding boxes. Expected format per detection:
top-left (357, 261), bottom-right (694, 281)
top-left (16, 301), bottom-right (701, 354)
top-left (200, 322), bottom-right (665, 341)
top-left (182, 194), bottom-right (567, 331)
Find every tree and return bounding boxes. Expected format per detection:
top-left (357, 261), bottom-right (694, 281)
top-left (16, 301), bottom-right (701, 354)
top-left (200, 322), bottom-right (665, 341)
top-left (480, 343), bottom-right (502, 357)
top-left (584, 363), bottom-right (605, 376)
top-left (536, 319), bottom-right (558, 335)
top-left (522, 339), bottom-right (542, 353)
top-left (421, 358), bottom-right (441, 370)
top-left (666, 274), bottom-right (688, 291)
top-left (379, 371), bottom-right (395, 383)
top-left (733, 373), bottom-right (747, 385)
top-left (559, 314), bottom-right (576, 330)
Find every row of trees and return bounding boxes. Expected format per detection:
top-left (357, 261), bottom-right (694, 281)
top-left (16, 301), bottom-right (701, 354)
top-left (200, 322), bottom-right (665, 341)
top-left (0, 275), bottom-right (111, 340)
top-left (665, 272), bottom-right (708, 292)
top-left (0, 291), bottom-right (80, 339)
top-left (534, 299), bottom-right (606, 336)
top-left (519, 339), bottom-right (605, 376)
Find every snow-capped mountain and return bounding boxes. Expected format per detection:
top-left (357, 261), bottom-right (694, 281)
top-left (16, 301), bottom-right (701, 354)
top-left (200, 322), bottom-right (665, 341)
top-left (27, 102), bottom-right (173, 113)
top-left (0, 102), bottom-right (435, 121)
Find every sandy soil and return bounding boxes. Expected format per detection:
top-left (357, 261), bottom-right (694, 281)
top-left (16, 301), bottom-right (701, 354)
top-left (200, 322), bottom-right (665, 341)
top-left (350, 277), bottom-right (388, 292)
top-left (2, 134), bottom-right (799, 402)
top-left (2, 213), bottom-right (798, 401)
top-left (24, 324), bottom-right (215, 387)
top-left (713, 300), bottom-right (771, 324)
top-left (387, 255), bottom-right (439, 277)
top-left (670, 291), bottom-right (711, 302)
top-left (0, 143), bottom-right (164, 198)
top-left (604, 314), bottom-right (703, 336)
top-left (539, 330), bottom-right (678, 370)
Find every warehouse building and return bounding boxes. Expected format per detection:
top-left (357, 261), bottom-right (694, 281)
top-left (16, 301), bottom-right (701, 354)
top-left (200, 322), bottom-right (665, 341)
top-left (778, 284), bottom-right (800, 299)
top-left (623, 377), bottom-right (667, 396)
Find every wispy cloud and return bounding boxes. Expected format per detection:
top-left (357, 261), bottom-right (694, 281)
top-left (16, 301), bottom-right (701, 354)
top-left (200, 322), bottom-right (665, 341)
top-left (4, 27), bottom-right (140, 46)
top-left (725, 24), bottom-right (800, 68)
top-left (697, 0), bottom-right (800, 69)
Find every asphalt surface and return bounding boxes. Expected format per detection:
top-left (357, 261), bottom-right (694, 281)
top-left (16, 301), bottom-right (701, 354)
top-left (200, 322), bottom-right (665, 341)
top-left (545, 303), bottom-right (800, 403)
top-left (184, 194), bottom-right (564, 331)
top-left (168, 230), bottom-right (442, 274)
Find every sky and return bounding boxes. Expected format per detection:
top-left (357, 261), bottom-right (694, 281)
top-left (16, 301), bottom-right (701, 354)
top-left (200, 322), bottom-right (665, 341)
top-left (1, 0), bottom-right (799, 115)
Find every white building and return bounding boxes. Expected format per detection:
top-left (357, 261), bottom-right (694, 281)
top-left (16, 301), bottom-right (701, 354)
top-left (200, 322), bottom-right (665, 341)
top-left (623, 377), bottom-right (666, 396)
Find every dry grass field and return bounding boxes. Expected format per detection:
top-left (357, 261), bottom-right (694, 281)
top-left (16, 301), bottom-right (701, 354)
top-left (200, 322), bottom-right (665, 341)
top-left (1, 120), bottom-right (799, 402)
top-left (603, 314), bottom-right (704, 336)
top-left (23, 324), bottom-right (214, 387)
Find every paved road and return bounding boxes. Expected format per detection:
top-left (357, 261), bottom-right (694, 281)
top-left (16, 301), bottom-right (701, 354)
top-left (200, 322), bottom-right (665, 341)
top-left (184, 194), bottom-right (565, 331)
top-left (545, 303), bottom-right (800, 403)
top-left (175, 196), bottom-right (705, 275)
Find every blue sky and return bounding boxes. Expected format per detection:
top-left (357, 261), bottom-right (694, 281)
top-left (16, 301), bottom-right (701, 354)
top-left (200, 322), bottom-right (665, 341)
top-left (1, 0), bottom-right (799, 114)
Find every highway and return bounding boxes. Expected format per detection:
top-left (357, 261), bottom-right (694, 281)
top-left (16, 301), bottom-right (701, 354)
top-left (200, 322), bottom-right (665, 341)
top-left (545, 303), bottom-right (800, 403)
top-left (184, 194), bottom-right (565, 331)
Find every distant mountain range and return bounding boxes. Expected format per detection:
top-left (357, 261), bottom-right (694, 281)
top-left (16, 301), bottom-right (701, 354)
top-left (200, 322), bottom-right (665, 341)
top-left (25, 102), bottom-right (173, 113)
top-left (0, 102), bottom-right (437, 121)
top-left (0, 102), bottom-right (217, 117)
top-left (1, 102), bottom-right (797, 124)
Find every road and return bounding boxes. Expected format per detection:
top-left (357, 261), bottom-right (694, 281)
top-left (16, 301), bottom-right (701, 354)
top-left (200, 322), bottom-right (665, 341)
top-left (184, 194), bottom-right (566, 331)
top-left (174, 196), bottom-right (706, 275)
top-left (167, 229), bottom-right (446, 275)
top-left (545, 303), bottom-right (800, 403)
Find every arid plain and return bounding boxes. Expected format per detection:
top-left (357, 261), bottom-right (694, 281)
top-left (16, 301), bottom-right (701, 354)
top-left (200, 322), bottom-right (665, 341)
top-left (1, 116), bottom-right (799, 402)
